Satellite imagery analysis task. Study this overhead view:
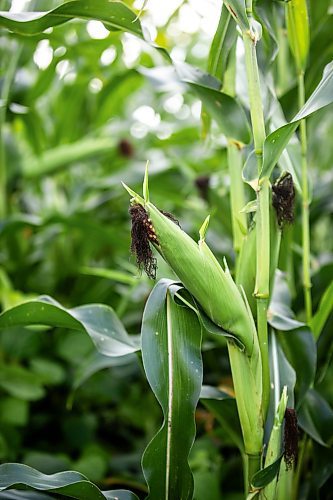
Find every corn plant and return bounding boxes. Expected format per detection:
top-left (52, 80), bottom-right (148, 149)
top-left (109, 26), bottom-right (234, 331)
top-left (0, 1), bottom-right (333, 500)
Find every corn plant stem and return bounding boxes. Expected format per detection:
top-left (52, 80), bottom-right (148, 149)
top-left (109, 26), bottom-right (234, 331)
top-left (0, 45), bottom-right (21, 218)
top-left (298, 71), bottom-right (312, 322)
top-left (246, 453), bottom-right (261, 494)
top-left (292, 434), bottom-right (309, 500)
top-left (227, 140), bottom-right (247, 254)
top-left (243, 31), bottom-right (270, 420)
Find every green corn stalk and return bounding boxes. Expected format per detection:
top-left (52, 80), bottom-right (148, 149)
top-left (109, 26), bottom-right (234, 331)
top-left (261, 386), bottom-right (288, 499)
top-left (123, 176), bottom-right (264, 488)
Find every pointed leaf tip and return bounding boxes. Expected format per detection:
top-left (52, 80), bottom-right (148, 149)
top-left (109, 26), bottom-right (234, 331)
top-left (143, 160), bottom-right (150, 202)
top-left (122, 182), bottom-right (144, 204)
top-left (199, 215), bottom-right (210, 241)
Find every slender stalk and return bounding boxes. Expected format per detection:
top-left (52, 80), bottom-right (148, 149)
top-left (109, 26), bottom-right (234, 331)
top-left (227, 140), bottom-right (247, 254)
top-left (0, 45), bottom-right (21, 218)
top-left (298, 72), bottom-right (312, 322)
top-left (243, 29), bottom-right (270, 420)
top-left (246, 453), bottom-right (261, 494)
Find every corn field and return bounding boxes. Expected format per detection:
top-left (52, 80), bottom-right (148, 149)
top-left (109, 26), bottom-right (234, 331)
top-left (0, 1), bottom-right (333, 499)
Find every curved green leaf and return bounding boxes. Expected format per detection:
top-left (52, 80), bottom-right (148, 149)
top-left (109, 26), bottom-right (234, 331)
top-left (260, 61), bottom-right (333, 179)
top-left (251, 454), bottom-right (283, 489)
top-left (0, 463), bottom-right (139, 500)
top-left (0, 296), bottom-right (140, 357)
top-left (187, 82), bottom-right (251, 144)
top-left (0, 1), bottom-right (142, 38)
top-left (310, 280), bottom-right (333, 339)
top-left (141, 279), bottom-right (202, 500)
top-left (298, 389), bottom-right (333, 447)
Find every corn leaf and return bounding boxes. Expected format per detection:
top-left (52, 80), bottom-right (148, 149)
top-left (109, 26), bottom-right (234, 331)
top-left (0, 0), bottom-right (142, 38)
top-left (207, 5), bottom-right (237, 82)
top-left (223, 0), bottom-right (249, 32)
top-left (0, 296), bottom-right (140, 357)
top-left (286, 0), bottom-right (310, 72)
top-left (0, 463), bottom-right (138, 499)
top-left (141, 279), bottom-right (202, 500)
top-left (298, 389), bottom-right (333, 447)
top-left (260, 60), bottom-right (333, 180)
top-left (310, 280), bottom-right (333, 340)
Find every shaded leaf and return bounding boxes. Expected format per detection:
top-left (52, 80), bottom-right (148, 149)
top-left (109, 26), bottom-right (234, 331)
top-left (298, 389), bottom-right (333, 447)
top-left (200, 385), bottom-right (243, 451)
top-left (251, 454), bottom-right (283, 489)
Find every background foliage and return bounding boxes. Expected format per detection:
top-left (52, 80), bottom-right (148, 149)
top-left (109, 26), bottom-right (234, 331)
top-left (0, 0), bottom-right (333, 498)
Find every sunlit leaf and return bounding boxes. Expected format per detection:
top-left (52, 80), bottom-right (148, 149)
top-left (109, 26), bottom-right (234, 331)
top-left (0, 296), bottom-right (140, 357)
top-left (0, 1), bottom-right (143, 38)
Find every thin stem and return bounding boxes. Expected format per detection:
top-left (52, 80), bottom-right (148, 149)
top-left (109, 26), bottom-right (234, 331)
top-left (246, 453), bottom-right (261, 495)
top-left (0, 45), bottom-right (21, 218)
top-left (298, 72), bottom-right (312, 322)
top-left (243, 31), bottom-right (270, 419)
top-left (227, 140), bottom-right (247, 254)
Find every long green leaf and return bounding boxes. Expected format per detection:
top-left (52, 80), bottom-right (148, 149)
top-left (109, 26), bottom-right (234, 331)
top-left (0, 463), bottom-right (138, 500)
top-left (0, 1), bottom-right (142, 38)
top-left (298, 389), bottom-right (333, 447)
top-left (141, 279), bottom-right (202, 500)
top-left (0, 296), bottom-right (140, 357)
top-left (260, 61), bottom-right (333, 179)
top-left (223, 0), bottom-right (249, 32)
top-left (310, 280), bottom-right (333, 339)
top-left (22, 137), bottom-right (115, 178)
top-left (286, 0), bottom-right (310, 72)
top-left (207, 5), bottom-right (237, 81)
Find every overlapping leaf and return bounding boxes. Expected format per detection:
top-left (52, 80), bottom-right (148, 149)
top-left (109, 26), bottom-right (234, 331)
top-left (141, 279), bottom-right (202, 500)
top-left (0, 463), bottom-right (138, 500)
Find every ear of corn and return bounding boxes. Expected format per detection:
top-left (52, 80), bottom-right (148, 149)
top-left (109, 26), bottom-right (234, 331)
top-left (124, 182), bottom-right (264, 455)
top-left (146, 201), bottom-right (258, 355)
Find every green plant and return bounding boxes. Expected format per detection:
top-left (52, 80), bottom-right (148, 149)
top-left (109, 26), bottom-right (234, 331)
top-left (0, 1), bottom-right (333, 499)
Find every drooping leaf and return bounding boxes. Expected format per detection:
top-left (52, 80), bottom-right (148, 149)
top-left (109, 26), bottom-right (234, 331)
top-left (260, 61), bottom-right (333, 179)
top-left (141, 279), bottom-right (202, 500)
top-left (0, 1), bottom-right (143, 38)
top-left (0, 463), bottom-right (139, 500)
top-left (72, 351), bottom-right (136, 392)
top-left (298, 389), bottom-right (333, 447)
top-left (0, 296), bottom-right (140, 357)
top-left (186, 83), bottom-right (251, 144)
